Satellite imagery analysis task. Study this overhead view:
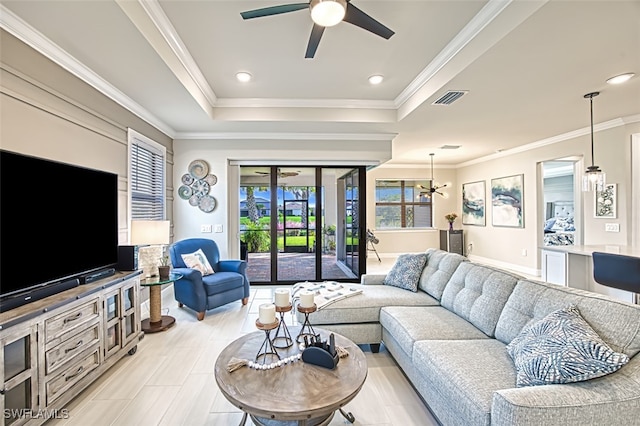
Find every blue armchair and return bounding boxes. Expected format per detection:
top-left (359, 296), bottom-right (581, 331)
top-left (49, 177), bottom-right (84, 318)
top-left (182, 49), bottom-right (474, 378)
top-left (169, 238), bottom-right (250, 320)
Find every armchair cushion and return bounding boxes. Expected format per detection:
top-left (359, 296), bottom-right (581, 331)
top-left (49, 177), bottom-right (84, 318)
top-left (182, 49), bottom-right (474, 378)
top-left (181, 248), bottom-right (215, 275)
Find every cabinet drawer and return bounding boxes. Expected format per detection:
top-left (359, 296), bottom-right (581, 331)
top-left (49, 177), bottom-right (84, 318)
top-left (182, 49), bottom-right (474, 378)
top-left (45, 346), bottom-right (100, 405)
top-left (45, 321), bottom-right (100, 375)
top-left (45, 298), bottom-right (100, 344)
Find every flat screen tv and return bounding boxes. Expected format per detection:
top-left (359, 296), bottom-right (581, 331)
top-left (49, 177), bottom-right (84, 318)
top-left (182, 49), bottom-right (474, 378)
top-left (0, 150), bottom-right (119, 311)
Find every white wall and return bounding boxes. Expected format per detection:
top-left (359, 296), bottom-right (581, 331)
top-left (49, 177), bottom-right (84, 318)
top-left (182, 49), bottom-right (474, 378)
top-left (171, 138), bottom-right (392, 258)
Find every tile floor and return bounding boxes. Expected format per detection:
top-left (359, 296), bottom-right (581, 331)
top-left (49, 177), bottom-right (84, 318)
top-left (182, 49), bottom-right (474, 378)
top-left (49, 256), bottom-right (439, 426)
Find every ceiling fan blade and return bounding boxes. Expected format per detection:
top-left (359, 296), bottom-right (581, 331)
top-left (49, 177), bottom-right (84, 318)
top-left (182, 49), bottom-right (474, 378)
top-left (305, 24), bottom-right (325, 58)
top-left (343, 2), bottom-right (394, 39)
top-left (241, 3), bottom-right (309, 20)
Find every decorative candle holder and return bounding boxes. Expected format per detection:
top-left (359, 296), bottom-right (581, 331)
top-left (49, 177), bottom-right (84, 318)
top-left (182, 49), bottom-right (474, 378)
top-left (255, 318), bottom-right (280, 364)
top-left (273, 304), bottom-right (293, 349)
top-left (296, 303), bottom-right (317, 344)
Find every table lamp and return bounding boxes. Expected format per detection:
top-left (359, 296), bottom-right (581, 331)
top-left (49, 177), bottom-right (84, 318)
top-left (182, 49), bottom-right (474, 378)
top-left (130, 220), bottom-right (170, 277)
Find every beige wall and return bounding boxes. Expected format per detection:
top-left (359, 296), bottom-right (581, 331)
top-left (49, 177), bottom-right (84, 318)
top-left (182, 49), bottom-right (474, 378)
top-left (0, 30), bottom-right (173, 243)
top-left (457, 121), bottom-right (640, 275)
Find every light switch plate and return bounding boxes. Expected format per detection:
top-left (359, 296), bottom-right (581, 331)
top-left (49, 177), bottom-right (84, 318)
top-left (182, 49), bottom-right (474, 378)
top-left (214, 224), bottom-right (223, 233)
top-left (605, 223), bottom-right (620, 232)
top-left (201, 224), bottom-right (212, 233)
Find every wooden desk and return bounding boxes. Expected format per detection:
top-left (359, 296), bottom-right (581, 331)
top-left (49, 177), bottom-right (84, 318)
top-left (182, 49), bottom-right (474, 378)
top-left (215, 328), bottom-right (367, 425)
top-left (541, 245), bottom-right (640, 303)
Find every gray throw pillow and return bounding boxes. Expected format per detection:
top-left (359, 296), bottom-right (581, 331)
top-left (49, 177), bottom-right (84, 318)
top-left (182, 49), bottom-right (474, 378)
top-left (506, 304), bottom-right (629, 387)
top-left (383, 253), bottom-right (428, 292)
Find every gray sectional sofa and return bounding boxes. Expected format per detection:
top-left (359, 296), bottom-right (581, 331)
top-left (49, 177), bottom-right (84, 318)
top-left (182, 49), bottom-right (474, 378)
top-left (300, 248), bottom-right (640, 425)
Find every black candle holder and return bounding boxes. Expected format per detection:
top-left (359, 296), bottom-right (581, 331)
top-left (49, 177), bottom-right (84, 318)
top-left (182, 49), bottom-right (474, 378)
top-left (273, 304), bottom-right (293, 349)
top-left (255, 318), bottom-right (280, 364)
top-left (296, 303), bottom-right (317, 344)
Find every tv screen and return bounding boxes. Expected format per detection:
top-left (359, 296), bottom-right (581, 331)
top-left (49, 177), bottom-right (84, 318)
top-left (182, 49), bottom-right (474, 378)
top-left (0, 150), bottom-right (119, 301)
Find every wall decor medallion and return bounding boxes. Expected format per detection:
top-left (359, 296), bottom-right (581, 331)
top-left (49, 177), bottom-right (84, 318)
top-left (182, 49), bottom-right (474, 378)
top-left (594, 183), bottom-right (616, 218)
top-left (188, 159), bottom-right (209, 179)
top-left (198, 195), bottom-right (217, 213)
top-left (178, 185), bottom-right (193, 200)
top-left (462, 180), bottom-right (486, 226)
top-left (180, 159), bottom-right (217, 213)
top-left (491, 174), bottom-right (524, 228)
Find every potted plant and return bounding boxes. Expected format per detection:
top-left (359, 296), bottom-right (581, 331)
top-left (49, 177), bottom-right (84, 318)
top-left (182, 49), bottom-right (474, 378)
top-left (445, 213), bottom-right (458, 231)
top-left (158, 254), bottom-right (171, 280)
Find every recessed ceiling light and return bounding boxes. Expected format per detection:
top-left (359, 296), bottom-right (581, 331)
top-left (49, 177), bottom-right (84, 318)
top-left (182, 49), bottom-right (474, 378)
top-left (368, 75), bottom-right (384, 85)
top-left (606, 73), bottom-right (634, 84)
top-left (236, 72), bottom-right (252, 82)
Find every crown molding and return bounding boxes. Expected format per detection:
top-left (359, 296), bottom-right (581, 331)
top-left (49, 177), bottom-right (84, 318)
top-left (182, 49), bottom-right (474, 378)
top-left (215, 98), bottom-right (396, 109)
top-left (173, 132), bottom-right (397, 141)
top-left (0, 4), bottom-right (176, 138)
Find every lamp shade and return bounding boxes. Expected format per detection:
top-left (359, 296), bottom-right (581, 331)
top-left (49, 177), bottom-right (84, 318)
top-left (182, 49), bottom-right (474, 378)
top-left (130, 220), bottom-right (170, 245)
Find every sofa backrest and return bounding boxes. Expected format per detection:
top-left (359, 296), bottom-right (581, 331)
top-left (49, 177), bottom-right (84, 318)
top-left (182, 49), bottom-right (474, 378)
top-left (418, 249), bottom-right (467, 300)
top-left (440, 262), bottom-right (521, 337)
top-left (495, 279), bottom-right (640, 357)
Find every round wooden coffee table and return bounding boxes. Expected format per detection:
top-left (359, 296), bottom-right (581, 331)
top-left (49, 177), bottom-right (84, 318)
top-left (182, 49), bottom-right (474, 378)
top-left (215, 328), bottom-right (367, 426)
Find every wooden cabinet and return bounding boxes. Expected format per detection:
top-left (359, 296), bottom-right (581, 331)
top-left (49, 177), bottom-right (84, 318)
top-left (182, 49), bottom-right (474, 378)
top-left (0, 324), bottom-right (38, 426)
top-left (440, 229), bottom-right (464, 255)
top-left (0, 271), bottom-right (142, 425)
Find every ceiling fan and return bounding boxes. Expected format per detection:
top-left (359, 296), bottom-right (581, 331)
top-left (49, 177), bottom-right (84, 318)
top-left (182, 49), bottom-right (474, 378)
top-left (419, 153), bottom-right (447, 198)
top-left (256, 169), bottom-right (300, 178)
top-left (240, 0), bottom-right (395, 58)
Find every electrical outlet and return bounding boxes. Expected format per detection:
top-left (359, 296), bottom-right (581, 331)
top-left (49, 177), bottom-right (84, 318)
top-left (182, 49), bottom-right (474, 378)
top-left (214, 224), bottom-right (223, 233)
top-left (605, 223), bottom-right (620, 232)
top-left (201, 224), bottom-right (212, 233)
top-left (521, 249), bottom-right (527, 257)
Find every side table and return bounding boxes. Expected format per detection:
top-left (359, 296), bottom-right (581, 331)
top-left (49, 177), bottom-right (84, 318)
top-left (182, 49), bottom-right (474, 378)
top-left (140, 272), bottom-right (183, 333)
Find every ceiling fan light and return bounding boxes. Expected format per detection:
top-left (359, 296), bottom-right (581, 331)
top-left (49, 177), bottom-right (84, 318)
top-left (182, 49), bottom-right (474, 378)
top-left (606, 73), bottom-right (634, 85)
top-left (310, 0), bottom-right (346, 27)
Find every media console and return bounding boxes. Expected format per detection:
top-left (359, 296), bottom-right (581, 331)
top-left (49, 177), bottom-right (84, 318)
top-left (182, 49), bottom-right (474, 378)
top-left (0, 270), bottom-right (143, 426)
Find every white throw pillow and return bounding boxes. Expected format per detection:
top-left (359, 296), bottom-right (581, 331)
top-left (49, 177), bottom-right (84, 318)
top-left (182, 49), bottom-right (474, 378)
top-left (181, 249), bottom-right (215, 276)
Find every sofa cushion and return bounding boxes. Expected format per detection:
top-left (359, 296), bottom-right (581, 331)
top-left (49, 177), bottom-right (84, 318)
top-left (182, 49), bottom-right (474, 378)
top-left (300, 283), bottom-right (439, 325)
top-left (418, 248), bottom-right (467, 300)
top-left (380, 306), bottom-right (489, 359)
top-left (440, 262), bottom-right (520, 337)
top-left (383, 253), bottom-right (428, 292)
top-left (495, 279), bottom-right (640, 358)
top-left (412, 339), bottom-right (516, 426)
top-left (506, 304), bottom-right (629, 387)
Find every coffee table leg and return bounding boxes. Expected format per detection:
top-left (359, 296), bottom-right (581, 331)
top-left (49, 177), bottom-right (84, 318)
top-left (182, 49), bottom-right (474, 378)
top-left (339, 408), bottom-right (355, 423)
top-left (238, 411), bottom-right (247, 426)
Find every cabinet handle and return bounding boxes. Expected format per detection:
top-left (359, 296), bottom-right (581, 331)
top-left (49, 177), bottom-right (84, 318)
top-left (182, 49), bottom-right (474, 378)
top-left (63, 312), bottom-right (83, 324)
top-left (65, 366), bottom-right (84, 381)
top-left (65, 340), bottom-right (84, 353)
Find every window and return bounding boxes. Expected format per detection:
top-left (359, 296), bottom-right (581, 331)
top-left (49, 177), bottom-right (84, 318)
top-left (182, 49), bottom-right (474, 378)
top-left (375, 179), bottom-right (432, 229)
top-left (128, 129), bottom-right (166, 220)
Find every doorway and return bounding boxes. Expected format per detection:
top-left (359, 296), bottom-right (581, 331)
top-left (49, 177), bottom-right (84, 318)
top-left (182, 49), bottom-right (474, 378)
top-left (540, 160), bottom-right (581, 248)
top-left (239, 166), bottom-right (366, 284)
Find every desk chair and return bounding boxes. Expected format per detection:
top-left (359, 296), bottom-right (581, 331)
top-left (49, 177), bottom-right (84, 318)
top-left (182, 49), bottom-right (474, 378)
top-left (592, 251), bottom-right (640, 304)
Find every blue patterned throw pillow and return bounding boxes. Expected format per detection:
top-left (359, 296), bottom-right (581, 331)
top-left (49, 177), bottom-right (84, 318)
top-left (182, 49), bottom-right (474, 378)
top-left (506, 305), bottom-right (629, 387)
top-left (383, 253), bottom-right (428, 292)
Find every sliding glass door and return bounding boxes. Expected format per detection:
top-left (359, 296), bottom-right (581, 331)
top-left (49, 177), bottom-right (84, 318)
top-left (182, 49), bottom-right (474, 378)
top-left (240, 166), bottom-right (366, 284)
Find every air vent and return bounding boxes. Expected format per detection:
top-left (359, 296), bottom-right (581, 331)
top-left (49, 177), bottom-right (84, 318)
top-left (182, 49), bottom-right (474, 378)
top-left (440, 145), bottom-right (461, 150)
top-left (432, 90), bottom-right (468, 105)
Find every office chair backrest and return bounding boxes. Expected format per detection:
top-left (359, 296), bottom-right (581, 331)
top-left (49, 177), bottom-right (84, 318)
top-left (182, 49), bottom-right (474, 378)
top-left (592, 251), bottom-right (640, 293)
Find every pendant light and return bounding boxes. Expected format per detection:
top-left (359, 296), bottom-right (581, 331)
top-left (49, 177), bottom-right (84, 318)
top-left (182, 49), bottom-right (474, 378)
top-left (582, 92), bottom-right (606, 192)
top-left (419, 153), bottom-right (447, 198)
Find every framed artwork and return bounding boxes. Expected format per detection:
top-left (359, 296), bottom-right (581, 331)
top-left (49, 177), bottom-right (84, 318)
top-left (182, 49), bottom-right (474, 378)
top-left (462, 181), bottom-right (485, 226)
top-left (491, 174), bottom-right (524, 228)
top-left (594, 183), bottom-right (616, 218)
